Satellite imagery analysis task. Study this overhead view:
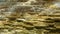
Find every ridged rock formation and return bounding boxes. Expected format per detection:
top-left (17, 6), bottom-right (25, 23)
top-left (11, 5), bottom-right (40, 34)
top-left (0, 0), bottom-right (60, 34)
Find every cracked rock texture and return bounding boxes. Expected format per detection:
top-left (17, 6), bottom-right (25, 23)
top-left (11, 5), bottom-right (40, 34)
top-left (0, 0), bottom-right (60, 34)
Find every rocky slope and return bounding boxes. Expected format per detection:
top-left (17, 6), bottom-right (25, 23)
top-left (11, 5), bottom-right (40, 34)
top-left (0, 0), bottom-right (60, 34)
